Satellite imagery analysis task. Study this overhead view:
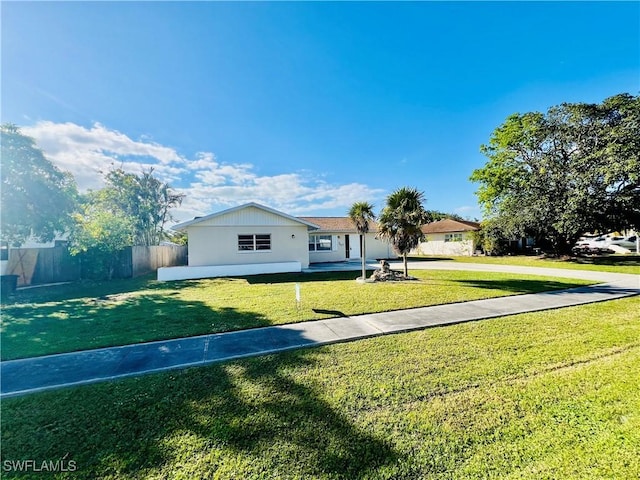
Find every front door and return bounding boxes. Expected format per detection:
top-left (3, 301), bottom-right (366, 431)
top-left (345, 235), bottom-right (350, 259)
top-left (348, 234), bottom-right (361, 260)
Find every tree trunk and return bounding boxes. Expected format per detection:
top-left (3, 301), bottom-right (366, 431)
top-left (107, 258), bottom-right (114, 281)
top-left (402, 253), bottom-right (408, 276)
top-left (361, 234), bottom-right (366, 280)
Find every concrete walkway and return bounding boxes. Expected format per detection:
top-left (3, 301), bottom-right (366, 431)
top-left (2, 262), bottom-right (638, 398)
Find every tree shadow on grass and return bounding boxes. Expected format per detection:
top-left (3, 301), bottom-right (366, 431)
top-left (564, 256), bottom-right (640, 267)
top-left (3, 274), bottom-right (165, 305)
top-left (1, 291), bottom-right (275, 361)
top-left (453, 278), bottom-right (589, 294)
top-left (244, 270), bottom-right (375, 285)
top-left (406, 256), bottom-right (455, 262)
top-left (2, 347), bottom-right (401, 478)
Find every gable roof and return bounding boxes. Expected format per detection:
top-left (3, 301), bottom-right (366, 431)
top-left (421, 219), bottom-right (480, 234)
top-left (173, 203), bottom-right (320, 230)
top-left (298, 217), bottom-right (381, 233)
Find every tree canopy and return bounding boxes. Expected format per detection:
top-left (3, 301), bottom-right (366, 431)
top-left (69, 204), bottom-right (135, 279)
top-left (68, 167), bottom-right (185, 278)
top-left (0, 124), bottom-right (78, 245)
top-left (426, 210), bottom-right (467, 222)
top-left (87, 167), bottom-right (185, 246)
top-left (377, 187), bottom-right (430, 276)
top-left (470, 93), bottom-right (640, 254)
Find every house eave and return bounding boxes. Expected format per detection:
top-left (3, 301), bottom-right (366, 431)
top-left (172, 202), bottom-right (321, 231)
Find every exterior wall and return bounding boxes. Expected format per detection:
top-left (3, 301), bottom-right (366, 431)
top-left (158, 262), bottom-right (302, 281)
top-left (187, 224), bottom-right (310, 268)
top-left (415, 232), bottom-right (476, 256)
top-left (192, 205), bottom-right (302, 228)
top-left (308, 233), bottom-right (395, 263)
top-left (365, 235), bottom-right (396, 260)
top-left (184, 205), bottom-right (313, 268)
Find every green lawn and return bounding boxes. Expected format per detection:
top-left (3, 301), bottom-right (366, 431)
top-left (1, 270), bottom-right (594, 360)
top-left (410, 254), bottom-right (640, 274)
top-left (2, 297), bottom-right (638, 479)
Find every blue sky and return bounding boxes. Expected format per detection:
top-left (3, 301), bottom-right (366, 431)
top-left (2, 1), bottom-right (639, 224)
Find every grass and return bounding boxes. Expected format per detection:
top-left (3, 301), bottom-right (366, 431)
top-left (0, 270), bottom-right (595, 361)
top-left (409, 254), bottom-right (640, 274)
top-left (1, 296), bottom-right (638, 479)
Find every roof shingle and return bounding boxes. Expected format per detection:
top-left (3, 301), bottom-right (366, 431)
top-left (421, 219), bottom-right (480, 234)
top-left (298, 217), bottom-right (380, 233)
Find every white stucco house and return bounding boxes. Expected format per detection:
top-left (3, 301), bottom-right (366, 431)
top-left (414, 219), bottom-right (480, 256)
top-left (157, 203), bottom-right (395, 281)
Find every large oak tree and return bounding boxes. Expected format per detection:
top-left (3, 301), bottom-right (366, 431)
top-left (470, 93), bottom-right (639, 254)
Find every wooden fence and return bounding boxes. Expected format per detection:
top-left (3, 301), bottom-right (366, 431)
top-left (5, 245), bottom-right (187, 286)
top-left (131, 245), bottom-right (188, 278)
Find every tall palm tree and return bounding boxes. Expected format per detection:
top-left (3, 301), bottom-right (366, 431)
top-left (348, 201), bottom-right (376, 281)
top-left (377, 187), bottom-right (430, 276)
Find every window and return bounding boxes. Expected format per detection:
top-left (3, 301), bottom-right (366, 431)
top-left (238, 234), bottom-right (271, 251)
top-left (0, 242), bottom-right (7, 261)
top-left (309, 235), bottom-right (332, 251)
top-left (444, 233), bottom-right (463, 242)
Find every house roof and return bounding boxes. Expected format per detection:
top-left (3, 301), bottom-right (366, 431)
top-left (173, 203), bottom-right (320, 230)
top-left (173, 205), bottom-right (478, 235)
top-left (421, 219), bottom-right (480, 234)
top-left (298, 217), bottom-right (381, 233)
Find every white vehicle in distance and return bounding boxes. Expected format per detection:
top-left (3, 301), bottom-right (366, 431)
top-left (607, 235), bottom-right (637, 251)
top-left (573, 236), bottom-right (608, 254)
top-left (573, 234), bottom-right (638, 254)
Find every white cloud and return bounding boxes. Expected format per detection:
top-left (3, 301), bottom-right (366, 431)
top-left (191, 153), bottom-right (255, 187)
top-left (22, 121), bottom-right (187, 191)
top-left (20, 120), bottom-right (384, 223)
top-left (454, 205), bottom-right (478, 213)
top-left (454, 205), bottom-right (482, 220)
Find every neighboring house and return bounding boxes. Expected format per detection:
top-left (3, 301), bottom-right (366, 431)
top-left (414, 219), bottom-right (480, 256)
top-left (158, 203), bottom-right (396, 281)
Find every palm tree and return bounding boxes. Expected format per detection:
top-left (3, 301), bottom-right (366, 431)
top-left (377, 187), bottom-right (430, 276)
top-left (348, 201), bottom-right (376, 281)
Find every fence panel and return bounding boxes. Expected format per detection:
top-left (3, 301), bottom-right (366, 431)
top-left (7, 247), bottom-right (81, 286)
top-left (113, 247), bottom-right (133, 279)
top-left (7, 245), bottom-right (187, 285)
top-left (132, 245), bottom-right (187, 277)
top-left (35, 247), bottom-right (81, 284)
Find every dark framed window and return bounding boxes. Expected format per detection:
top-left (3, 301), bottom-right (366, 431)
top-left (308, 235), bottom-right (332, 251)
top-left (444, 233), bottom-right (463, 242)
top-left (238, 234), bottom-right (271, 251)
